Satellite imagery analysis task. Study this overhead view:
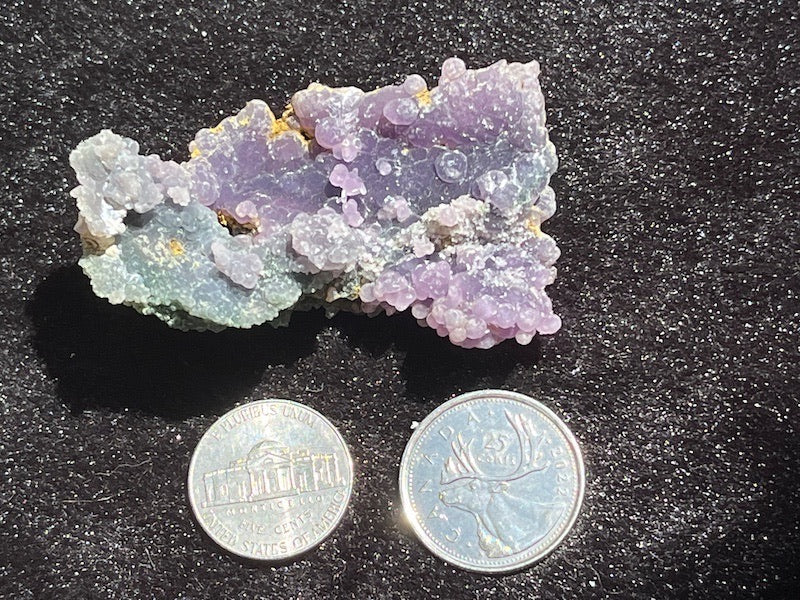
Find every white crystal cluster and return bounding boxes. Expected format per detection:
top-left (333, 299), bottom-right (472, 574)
top-left (71, 131), bottom-right (191, 249)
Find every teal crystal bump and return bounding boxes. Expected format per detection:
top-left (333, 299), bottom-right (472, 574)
top-left (70, 58), bottom-right (561, 348)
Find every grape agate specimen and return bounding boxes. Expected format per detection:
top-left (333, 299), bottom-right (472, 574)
top-left (70, 58), bottom-right (561, 349)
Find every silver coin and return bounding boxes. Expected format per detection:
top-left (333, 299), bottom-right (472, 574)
top-left (399, 389), bottom-right (585, 573)
top-left (187, 399), bottom-right (353, 561)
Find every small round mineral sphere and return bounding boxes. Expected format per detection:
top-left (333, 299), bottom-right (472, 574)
top-left (375, 157), bottom-right (392, 176)
top-left (383, 97), bottom-right (420, 126)
top-left (434, 150), bottom-right (468, 183)
top-left (402, 74), bottom-right (427, 95)
top-left (440, 57), bottom-right (467, 82)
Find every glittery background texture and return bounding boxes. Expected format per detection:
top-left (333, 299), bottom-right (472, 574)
top-left (1, 1), bottom-right (797, 599)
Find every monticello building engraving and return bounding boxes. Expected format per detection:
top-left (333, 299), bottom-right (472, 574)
top-left (202, 440), bottom-right (342, 507)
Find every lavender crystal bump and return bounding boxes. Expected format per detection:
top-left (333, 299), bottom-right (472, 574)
top-left (69, 58), bottom-right (561, 349)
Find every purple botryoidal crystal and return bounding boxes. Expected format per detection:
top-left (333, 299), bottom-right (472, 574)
top-left (70, 58), bottom-right (561, 348)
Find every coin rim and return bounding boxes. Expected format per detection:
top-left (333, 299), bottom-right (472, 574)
top-left (187, 398), bottom-right (354, 561)
top-left (399, 389), bottom-right (585, 573)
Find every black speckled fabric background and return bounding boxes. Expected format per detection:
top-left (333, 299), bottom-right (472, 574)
top-left (1, 1), bottom-right (798, 598)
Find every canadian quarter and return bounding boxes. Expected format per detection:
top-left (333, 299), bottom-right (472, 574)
top-left (399, 389), bottom-right (585, 573)
top-left (188, 399), bottom-right (353, 561)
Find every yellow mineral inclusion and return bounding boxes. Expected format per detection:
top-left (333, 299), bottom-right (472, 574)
top-left (415, 89), bottom-right (432, 106)
top-left (190, 147), bottom-right (201, 159)
top-left (209, 123), bottom-right (224, 134)
top-left (269, 118), bottom-right (292, 139)
top-left (267, 104), bottom-right (311, 144)
top-left (169, 239), bottom-right (185, 256)
top-left (525, 217), bottom-right (542, 236)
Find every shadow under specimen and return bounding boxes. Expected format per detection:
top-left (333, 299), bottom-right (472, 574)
top-left (334, 308), bottom-right (543, 404)
top-left (27, 265), bottom-right (323, 418)
top-left (29, 265), bottom-right (543, 417)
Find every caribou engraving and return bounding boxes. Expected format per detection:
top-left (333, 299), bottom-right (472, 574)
top-left (438, 410), bottom-right (567, 557)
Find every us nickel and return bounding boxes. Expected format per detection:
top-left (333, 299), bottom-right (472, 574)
top-left (188, 399), bottom-right (353, 561)
top-left (399, 389), bottom-right (585, 573)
